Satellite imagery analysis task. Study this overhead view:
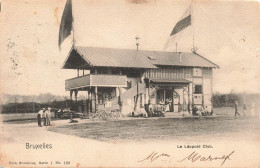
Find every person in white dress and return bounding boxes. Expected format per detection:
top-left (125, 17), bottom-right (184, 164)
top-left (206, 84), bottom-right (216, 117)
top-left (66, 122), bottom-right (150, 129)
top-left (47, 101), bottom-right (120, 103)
top-left (45, 108), bottom-right (51, 126)
top-left (43, 109), bottom-right (47, 126)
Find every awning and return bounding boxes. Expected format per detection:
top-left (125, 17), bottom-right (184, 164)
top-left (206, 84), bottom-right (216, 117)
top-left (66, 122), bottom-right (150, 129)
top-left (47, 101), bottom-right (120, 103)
top-left (148, 78), bottom-right (192, 83)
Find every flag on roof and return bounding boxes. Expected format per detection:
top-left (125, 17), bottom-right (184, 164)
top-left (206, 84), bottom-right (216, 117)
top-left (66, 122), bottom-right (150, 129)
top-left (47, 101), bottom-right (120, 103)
top-left (170, 6), bottom-right (191, 36)
top-left (58, 0), bottom-right (73, 48)
top-left (164, 6), bottom-right (192, 50)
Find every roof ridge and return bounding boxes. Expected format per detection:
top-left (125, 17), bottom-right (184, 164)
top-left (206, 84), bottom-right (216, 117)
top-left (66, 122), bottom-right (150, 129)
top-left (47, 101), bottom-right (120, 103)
top-left (75, 45), bottom-right (193, 54)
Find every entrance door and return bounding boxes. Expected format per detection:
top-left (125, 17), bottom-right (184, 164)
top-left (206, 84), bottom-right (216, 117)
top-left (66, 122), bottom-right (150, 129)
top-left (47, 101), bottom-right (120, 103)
top-left (156, 89), bottom-right (173, 112)
top-left (173, 91), bottom-right (180, 112)
top-left (165, 89), bottom-right (173, 112)
top-left (157, 89), bottom-right (164, 104)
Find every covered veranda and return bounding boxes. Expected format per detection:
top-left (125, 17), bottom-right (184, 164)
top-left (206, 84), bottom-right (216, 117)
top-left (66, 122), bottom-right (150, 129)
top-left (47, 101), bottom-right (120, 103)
top-left (146, 78), bottom-right (192, 113)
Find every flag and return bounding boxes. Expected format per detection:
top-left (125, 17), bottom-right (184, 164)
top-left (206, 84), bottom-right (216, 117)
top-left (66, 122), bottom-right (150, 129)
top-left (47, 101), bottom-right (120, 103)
top-left (164, 6), bottom-right (191, 50)
top-left (58, 0), bottom-right (73, 48)
top-left (170, 6), bottom-right (191, 36)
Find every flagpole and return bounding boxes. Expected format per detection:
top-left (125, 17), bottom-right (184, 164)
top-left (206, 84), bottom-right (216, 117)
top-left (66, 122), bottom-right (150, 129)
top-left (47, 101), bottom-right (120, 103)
top-left (191, 0), bottom-right (195, 50)
top-left (191, 0), bottom-right (197, 53)
top-left (71, 0), bottom-right (75, 47)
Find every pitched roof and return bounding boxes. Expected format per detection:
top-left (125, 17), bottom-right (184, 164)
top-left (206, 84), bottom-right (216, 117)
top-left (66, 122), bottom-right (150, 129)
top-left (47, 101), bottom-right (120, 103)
top-left (63, 46), bottom-right (157, 69)
top-left (62, 46), bottom-right (219, 69)
top-left (143, 50), bottom-right (219, 68)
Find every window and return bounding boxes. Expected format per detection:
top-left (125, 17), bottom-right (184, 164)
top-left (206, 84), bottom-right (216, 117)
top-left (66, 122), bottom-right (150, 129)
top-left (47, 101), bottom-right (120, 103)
top-left (194, 85), bottom-right (202, 94)
top-left (193, 68), bottom-right (202, 77)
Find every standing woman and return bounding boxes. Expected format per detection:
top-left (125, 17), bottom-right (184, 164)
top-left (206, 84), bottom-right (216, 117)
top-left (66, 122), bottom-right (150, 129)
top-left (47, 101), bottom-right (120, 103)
top-left (165, 98), bottom-right (170, 112)
top-left (43, 109), bottom-right (47, 126)
top-left (45, 108), bottom-right (51, 126)
top-left (168, 98), bottom-right (172, 112)
top-left (48, 107), bottom-right (52, 126)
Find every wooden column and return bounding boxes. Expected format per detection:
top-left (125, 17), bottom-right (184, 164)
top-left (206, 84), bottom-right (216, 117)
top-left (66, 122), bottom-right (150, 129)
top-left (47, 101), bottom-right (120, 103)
top-left (74, 90), bottom-right (78, 102)
top-left (77, 69), bottom-right (79, 77)
top-left (188, 85), bottom-right (190, 113)
top-left (163, 89), bottom-right (166, 104)
top-left (116, 87), bottom-right (119, 97)
top-left (145, 88), bottom-right (149, 104)
top-left (183, 87), bottom-right (185, 106)
top-left (148, 79), bottom-right (150, 104)
top-left (183, 86), bottom-right (186, 112)
top-left (118, 87), bottom-right (122, 112)
top-left (89, 88), bottom-right (92, 112)
top-left (211, 68), bottom-right (213, 110)
top-left (202, 69), bottom-right (204, 106)
top-left (95, 86), bottom-right (98, 113)
top-left (173, 88), bottom-right (175, 112)
top-left (85, 90), bottom-right (89, 114)
top-left (191, 82), bottom-right (194, 110)
top-left (70, 90), bottom-right (73, 100)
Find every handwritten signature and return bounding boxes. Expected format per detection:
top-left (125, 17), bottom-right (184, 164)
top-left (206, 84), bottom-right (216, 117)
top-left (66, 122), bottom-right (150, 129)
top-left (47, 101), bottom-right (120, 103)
top-left (138, 151), bottom-right (170, 162)
top-left (178, 151), bottom-right (235, 166)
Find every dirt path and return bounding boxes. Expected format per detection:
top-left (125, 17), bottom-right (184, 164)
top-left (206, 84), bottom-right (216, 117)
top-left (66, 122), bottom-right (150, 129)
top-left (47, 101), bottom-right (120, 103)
top-left (1, 118), bottom-right (260, 167)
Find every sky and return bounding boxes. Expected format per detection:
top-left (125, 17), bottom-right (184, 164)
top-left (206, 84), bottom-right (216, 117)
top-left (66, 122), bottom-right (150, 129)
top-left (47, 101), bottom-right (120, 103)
top-left (0, 0), bottom-right (260, 96)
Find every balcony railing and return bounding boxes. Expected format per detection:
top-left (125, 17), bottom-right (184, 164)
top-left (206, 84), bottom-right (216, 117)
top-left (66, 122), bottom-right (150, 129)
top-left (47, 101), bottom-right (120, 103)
top-left (65, 74), bottom-right (127, 90)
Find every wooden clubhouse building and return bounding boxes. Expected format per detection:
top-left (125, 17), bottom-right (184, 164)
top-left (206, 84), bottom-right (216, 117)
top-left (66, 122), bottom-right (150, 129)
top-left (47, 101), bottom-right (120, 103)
top-left (63, 46), bottom-right (219, 115)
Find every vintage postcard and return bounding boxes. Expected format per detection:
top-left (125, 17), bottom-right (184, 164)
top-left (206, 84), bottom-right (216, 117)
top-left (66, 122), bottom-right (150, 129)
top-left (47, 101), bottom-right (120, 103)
top-left (0, 0), bottom-right (260, 167)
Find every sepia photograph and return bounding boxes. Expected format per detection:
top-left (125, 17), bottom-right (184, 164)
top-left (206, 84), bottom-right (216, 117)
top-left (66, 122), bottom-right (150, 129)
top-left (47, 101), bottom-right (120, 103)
top-left (0, 0), bottom-right (260, 167)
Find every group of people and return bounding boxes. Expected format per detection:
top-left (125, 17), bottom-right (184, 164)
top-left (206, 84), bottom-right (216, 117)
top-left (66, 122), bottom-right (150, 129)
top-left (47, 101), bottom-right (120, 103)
top-left (234, 101), bottom-right (255, 117)
top-left (37, 108), bottom-right (52, 127)
top-left (159, 98), bottom-right (190, 113)
top-left (192, 105), bottom-right (213, 116)
top-left (54, 108), bottom-right (64, 119)
top-left (159, 98), bottom-right (172, 112)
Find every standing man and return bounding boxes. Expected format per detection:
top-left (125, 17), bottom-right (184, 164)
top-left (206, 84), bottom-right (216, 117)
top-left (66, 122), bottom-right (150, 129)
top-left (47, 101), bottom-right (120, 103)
top-left (37, 108), bottom-right (44, 127)
top-left (242, 103), bottom-right (247, 116)
top-left (235, 101), bottom-right (240, 117)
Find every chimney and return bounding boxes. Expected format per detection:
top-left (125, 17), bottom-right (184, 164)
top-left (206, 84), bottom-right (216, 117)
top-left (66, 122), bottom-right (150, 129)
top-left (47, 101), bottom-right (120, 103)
top-left (179, 52), bottom-right (182, 63)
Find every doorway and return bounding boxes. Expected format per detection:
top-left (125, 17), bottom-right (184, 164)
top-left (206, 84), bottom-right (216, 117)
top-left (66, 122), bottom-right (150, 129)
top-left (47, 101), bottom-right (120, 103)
top-left (156, 89), bottom-right (173, 112)
top-left (165, 89), bottom-right (173, 112)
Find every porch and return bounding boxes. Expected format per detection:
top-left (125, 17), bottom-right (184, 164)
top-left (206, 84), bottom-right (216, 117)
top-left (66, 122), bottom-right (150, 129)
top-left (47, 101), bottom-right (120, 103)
top-left (65, 74), bottom-right (127, 113)
top-left (147, 78), bottom-right (192, 113)
top-left (65, 74), bottom-right (127, 91)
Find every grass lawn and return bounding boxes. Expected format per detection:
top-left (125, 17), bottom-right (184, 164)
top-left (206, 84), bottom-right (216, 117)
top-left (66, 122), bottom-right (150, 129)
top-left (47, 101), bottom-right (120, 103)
top-left (1, 112), bottom-right (59, 124)
top-left (49, 107), bottom-right (260, 142)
